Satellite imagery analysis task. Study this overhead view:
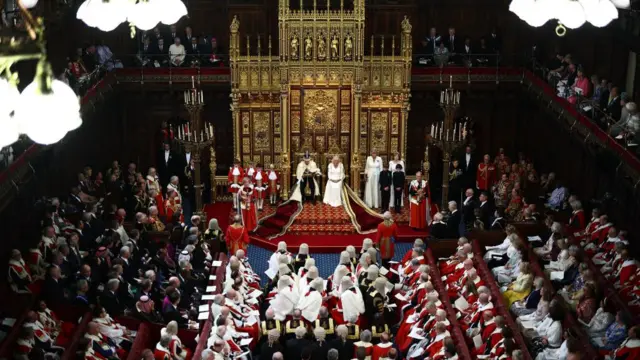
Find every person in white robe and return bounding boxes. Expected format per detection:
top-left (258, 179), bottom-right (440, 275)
top-left (298, 258), bottom-right (316, 278)
top-left (492, 247), bottom-right (523, 285)
top-left (270, 275), bottom-right (299, 321)
top-left (297, 277), bottom-right (324, 322)
top-left (339, 277), bottom-right (366, 323)
top-left (582, 303), bottom-right (614, 341)
top-left (484, 233), bottom-right (515, 262)
top-left (535, 338), bottom-right (568, 360)
top-left (323, 156), bottom-right (345, 207)
top-left (364, 149), bottom-right (383, 208)
top-left (298, 266), bottom-right (319, 297)
top-left (93, 307), bottom-right (132, 346)
top-left (517, 291), bottom-right (550, 331)
top-left (389, 153), bottom-right (405, 208)
top-left (268, 242), bottom-right (292, 275)
top-left (332, 251), bottom-right (356, 289)
top-left (291, 152), bottom-right (321, 203)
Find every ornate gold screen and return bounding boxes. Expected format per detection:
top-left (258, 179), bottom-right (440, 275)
top-left (229, 0), bottom-right (412, 198)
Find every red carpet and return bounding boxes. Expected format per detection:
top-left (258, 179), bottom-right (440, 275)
top-left (252, 200), bottom-right (302, 239)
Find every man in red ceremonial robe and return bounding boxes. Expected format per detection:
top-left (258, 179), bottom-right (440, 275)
top-left (228, 159), bottom-right (245, 209)
top-left (238, 177), bottom-right (257, 232)
top-left (8, 249), bottom-right (33, 294)
top-left (585, 215), bottom-right (613, 252)
top-left (409, 171), bottom-right (431, 229)
top-left (226, 215), bottom-right (250, 255)
top-left (399, 239), bottom-right (425, 266)
top-left (352, 330), bottom-right (374, 359)
top-left (613, 326), bottom-right (640, 360)
top-left (267, 164), bottom-right (279, 205)
top-left (615, 250), bottom-right (638, 287)
top-left (375, 212), bottom-right (398, 266)
top-left (154, 335), bottom-right (172, 360)
top-left (439, 249), bottom-right (466, 276)
top-left (576, 208), bottom-right (600, 243)
top-left (476, 154), bottom-right (496, 191)
top-left (568, 200), bottom-right (586, 234)
top-left (372, 332), bottom-right (393, 360)
top-left (253, 164), bottom-right (267, 211)
top-left (146, 167), bottom-right (161, 193)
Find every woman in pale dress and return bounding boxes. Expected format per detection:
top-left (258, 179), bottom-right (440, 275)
top-left (517, 287), bottom-right (552, 330)
top-left (323, 156), bottom-right (345, 207)
top-left (389, 152), bottom-right (405, 209)
top-left (492, 239), bottom-right (526, 285)
top-left (364, 149), bottom-right (383, 208)
top-left (581, 299), bottom-right (615, 340)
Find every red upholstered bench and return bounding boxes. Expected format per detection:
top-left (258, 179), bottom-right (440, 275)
top-left (61, 312), bottom-right (93, 360)
top-left (426, 248), bottom-right (473, 360)
top-left (472, 239), bottom-right (535, 360)
top-left (192, 253), bottom-right (228, 360)
top-left (126, 323), bottom-right (151, 360)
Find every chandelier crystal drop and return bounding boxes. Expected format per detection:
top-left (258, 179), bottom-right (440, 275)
top-left (77, 0), bottom-right (188, 32)
top-left (510, 0), bottom-right (622, 30)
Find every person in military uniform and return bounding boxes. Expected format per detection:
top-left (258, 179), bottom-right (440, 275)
top-left (314, 307), bottom-right (336, 341)
top-left (284, 309), bottom-right (306, 341)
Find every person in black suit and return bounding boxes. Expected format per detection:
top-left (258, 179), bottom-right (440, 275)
top-left (449, 159), bottom-right (464, 203)
top-left (42, 266), bottom-right (67, 309)
top-left (154, 38), bottom-right (169, 66)
top-left (445, 27), bottom-right (460, 64)
top-left (379, 164), bottom-right (392, 212)
top-left (260, 330), bottom-right (285, 360)
top-left (328, 325), bottom-right (354, 360)
top-left (477, 192), bottom-right (492, 229)
top-left (392, 164), bottom-right (405, 213)
top-left (100, 279), bottom-right (125, 317)
top-left (186, 37), bottom-right (201, 67)
top-left (138, 37), bottom-right (156, 67)
top-left (491, 208), bottom-right (506, 230)
top-left (461, 188), bottom-right (476, 232)
top-left (73, 279), bottom-right (92, 312)
top-left (460, 146), bottom-right (476, 191)
top-left (286, 327), bottom-right (313, 360)
top-left (447, 201), bottom-right (461, 238)
top-left (182, 26), bottom-right (195, 47)
top-left (163, 291), bottom-right (188, 328)
top-left (168, 24), bottom-right (179, 46)
top-left (430, 213), bottom-right (449, 239)
top-left (309, 328), bottom-right (332, 360)
top-left (424, 27), bottom-right (440, 55)
top-left (604, 86), bottom-right (622, 123)
top-left (68, 186), bottom-right (85, 213)
top-left (158, 142), bottom-right (178, 191)
top-left (488, 27), bottom-right (502, 54)
top-left (461, 37), bottom-right (473, 67)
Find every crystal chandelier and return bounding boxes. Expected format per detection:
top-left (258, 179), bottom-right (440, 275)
top-left (1, 3), bottom-right (82, 147)
top-left (510, 0), bottom-right (628, 34)
top-left (77, 0), bottom-right (188, 32)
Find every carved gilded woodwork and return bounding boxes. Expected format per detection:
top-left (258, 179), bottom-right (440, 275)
top-left (229, 3), bottom-right (412, 195)
top-left (303, 89), bottom-right (338, 132)
top-left (370, 112), bottom-right (388, 152)
top-left (252, 112), bottom-right (271, 151)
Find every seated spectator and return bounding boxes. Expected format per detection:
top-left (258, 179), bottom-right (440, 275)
top-left (517, 287), bottom-right (552, 334)
top-left (169, 37), bottom-right (186, 67)
top-left (567, 67), bottom-right (590, 105)
top-left (491, 240), bottom-right (525, 285)
top-left (138, 37), bottom-right (156, 67)
top-left (154, 38), bottom-right (169, 66)
top-left (575, 283), bottom-right (598, 324)
top-left (502, 261), bottom-right (534, 307)
top-left (23, 310), bottom-right (66, 353)
top-left (528, 304), bottom-right (564, 356)
top-left (558, 265), bottom-right (592, 306)
top-left (611, 325), bottom-right (640, 359)
top-left (135, 295), bottom-right (164, 323)
top-left (590, 309), bottom-right (630, 351)
top-left (92, 305), bottom-right (133, 348)
top-left (161, 320), bottom-right (191, 360)
top-left (154, 334), bottom-right (173, 360)
top-left (534, 222), bottom-right (564, 259)
top-left (434, 42), bottom-right (449, 67)
top-left (581, 298), bottom-right (614, 340)
top-left (8, 249), bottom-right (34, 294)
top-left (511, 276), bottom-right (545, 316)
top-left (610, 102), bottom-right (639, 144)
top-left (84, 321), bottom-right (128, 359)
top-left (484, 225), bottom-right (518, 268)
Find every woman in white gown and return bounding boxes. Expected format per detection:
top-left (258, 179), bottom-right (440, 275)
top-left (364, 149), bottom-right (383, 208)
top-left (323, 156), bottom-right (345, 207)
top-left (389, 152), bottom-right (405, 208)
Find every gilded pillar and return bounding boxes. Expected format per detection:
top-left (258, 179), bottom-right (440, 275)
top-left (280, 82), bottom-right (291, 199)
top-left (351, 83), bottom-right (362, 192)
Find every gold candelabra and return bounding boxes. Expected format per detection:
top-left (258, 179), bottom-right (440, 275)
top-left (427, 76), bottom-right (468, 209)
top-left (175, 76), bottom-right (214, 222)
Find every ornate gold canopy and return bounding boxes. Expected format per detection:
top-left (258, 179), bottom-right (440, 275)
top-left (229, 0), bottom-right (412, 198)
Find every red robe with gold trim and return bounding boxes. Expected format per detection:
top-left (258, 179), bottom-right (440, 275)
top-left (476, 162), bottom-right (496, 191)
top-left (372, 342), bottom-right (393, 360)
top-left (375, 221), bottom-right (398, 260)
top-left (408, 179), bottom-right (431, 229)
top-left (228, 166), bottom-right (245, 193)
top-left (353, 341), bottom-right (374, 359)
top-left (225, 224), bottom-right (250, 255)
top-left (238, 186), bottom-right (257, 231)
